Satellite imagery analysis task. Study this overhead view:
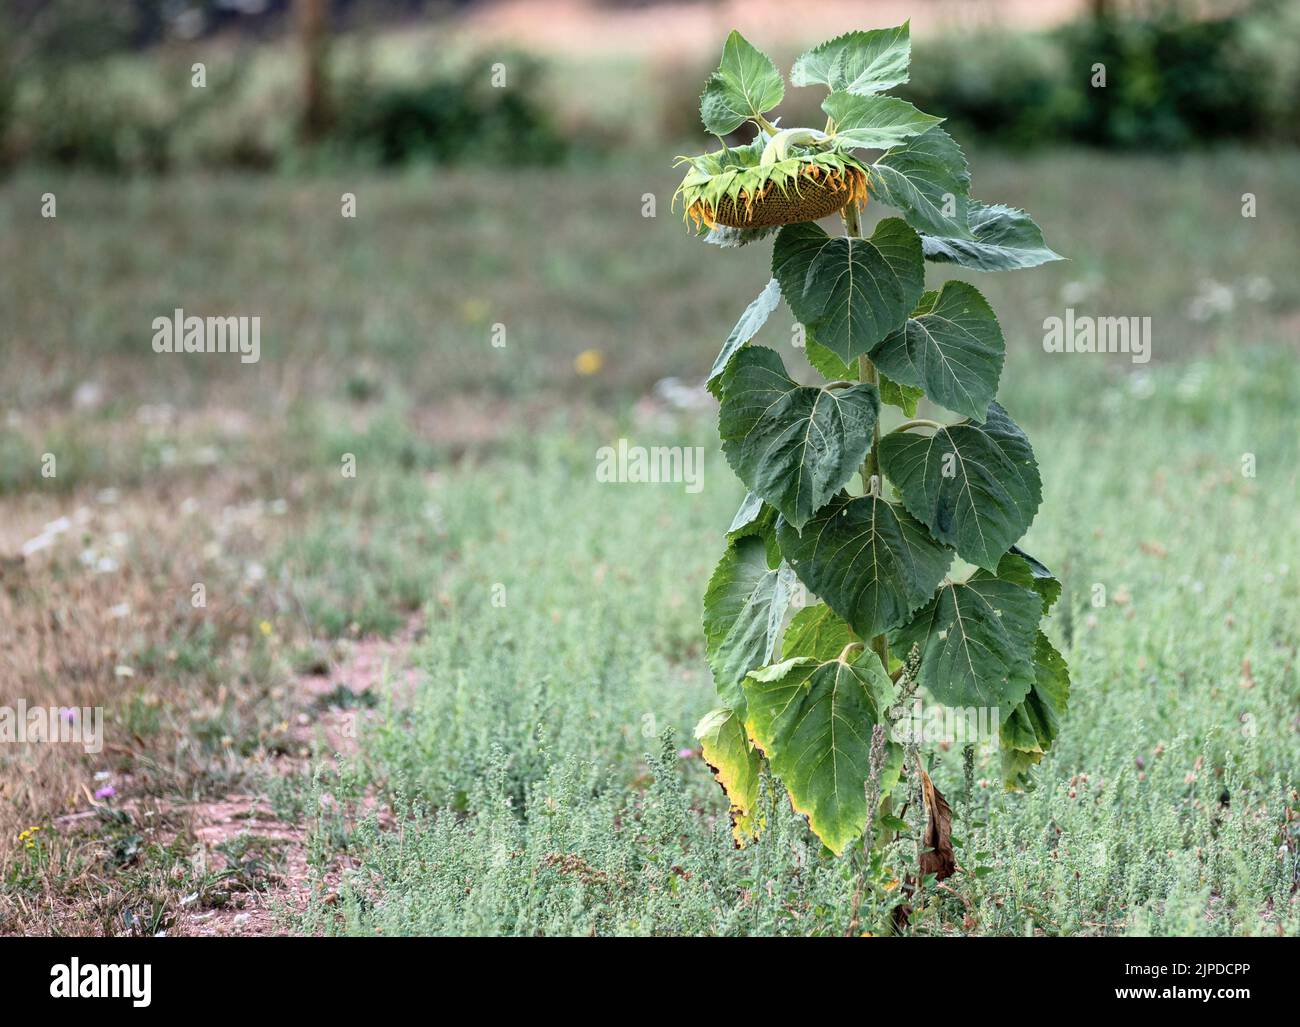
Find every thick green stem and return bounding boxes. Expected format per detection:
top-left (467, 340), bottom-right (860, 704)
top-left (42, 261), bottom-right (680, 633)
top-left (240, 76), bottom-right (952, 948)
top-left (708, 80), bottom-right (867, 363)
top-left (759, 126), bottom-right (830, 165)
top-left (862, 359), bottom-right (889, 671)
top-left (841, 202), bottom-right (890, 674)
top-left (859, 355), bottom-right (880, 490)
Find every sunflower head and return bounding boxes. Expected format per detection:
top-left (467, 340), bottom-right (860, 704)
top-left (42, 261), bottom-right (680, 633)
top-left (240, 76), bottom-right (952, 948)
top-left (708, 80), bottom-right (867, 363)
top-left (674, 136), bottom-right (870, 232)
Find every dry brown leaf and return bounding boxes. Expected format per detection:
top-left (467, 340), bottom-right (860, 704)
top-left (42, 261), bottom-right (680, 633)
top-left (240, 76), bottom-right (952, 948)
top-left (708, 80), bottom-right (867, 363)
top-left (919, 769), bottom-right (956, 882)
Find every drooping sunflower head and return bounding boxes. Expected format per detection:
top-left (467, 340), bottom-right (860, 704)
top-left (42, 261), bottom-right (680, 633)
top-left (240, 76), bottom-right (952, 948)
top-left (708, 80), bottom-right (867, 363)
top-left (674, 135), bottom-right (870, 231)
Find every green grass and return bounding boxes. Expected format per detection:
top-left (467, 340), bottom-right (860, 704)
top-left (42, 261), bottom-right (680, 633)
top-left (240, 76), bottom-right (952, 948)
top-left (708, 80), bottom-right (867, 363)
top-left (2, 150), bottom-right (1297, 935)
top-left (294, 347), bottom-right (1299, 936)
top-left (3, 149), bottom-right (1297, 420)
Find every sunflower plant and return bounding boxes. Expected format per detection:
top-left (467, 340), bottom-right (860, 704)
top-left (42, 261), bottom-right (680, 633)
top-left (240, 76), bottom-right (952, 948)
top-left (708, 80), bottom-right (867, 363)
top-left (686, 26), bottom-right (1069, 877)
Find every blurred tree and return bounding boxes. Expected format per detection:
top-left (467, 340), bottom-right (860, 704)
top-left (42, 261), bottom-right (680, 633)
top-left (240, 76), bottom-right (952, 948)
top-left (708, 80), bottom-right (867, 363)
top-left (296, 0), bottom-right (332, 141)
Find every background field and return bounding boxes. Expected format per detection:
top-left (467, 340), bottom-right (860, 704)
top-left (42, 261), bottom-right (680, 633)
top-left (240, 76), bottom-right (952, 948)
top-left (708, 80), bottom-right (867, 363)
top-left (1, 0), bottom-right (1298, 937)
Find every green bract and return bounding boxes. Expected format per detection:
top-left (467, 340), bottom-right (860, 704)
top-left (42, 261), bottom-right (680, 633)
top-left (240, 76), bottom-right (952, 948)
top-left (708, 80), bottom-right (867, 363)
top-left (686, 27), bottom-right (1069, 858)
top-left (674, 138), bottom-right (870, 231)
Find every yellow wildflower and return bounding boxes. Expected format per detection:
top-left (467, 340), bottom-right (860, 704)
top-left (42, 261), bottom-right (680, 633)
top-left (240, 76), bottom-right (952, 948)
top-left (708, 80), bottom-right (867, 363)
top-left (574, 349), bottom-right (604, 376)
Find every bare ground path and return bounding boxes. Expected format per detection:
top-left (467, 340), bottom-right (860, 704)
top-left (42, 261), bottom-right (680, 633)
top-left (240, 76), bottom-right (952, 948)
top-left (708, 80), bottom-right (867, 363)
top-left (168, 617), bottom-right (423, 936)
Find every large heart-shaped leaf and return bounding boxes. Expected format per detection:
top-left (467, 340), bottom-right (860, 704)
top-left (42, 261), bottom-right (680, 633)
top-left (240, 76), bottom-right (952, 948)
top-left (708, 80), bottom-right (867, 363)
top-left (878, 402), bottom-right (1041, 571)
top-left (703, 535), bottom-right (797, 712)
top-left (777, 492), bottom-right (952, 639)
top-left (824, 92), bottom-right (943, 151)
top-left (695, 706), bottom-right (764, 846)
top-left (791, 23), bottom-right (911, 95)
top-left (891, 576), bottom-right (1040, 709)
top-left (707, 278), bottom-right (783, 398)
top-left (1000, 632), bottom-right (1071, 790)
top-left (773, 218), bottom-right (925, 366)
top-left (700, 30), bottom-right (785, 135)
top-left (870, 126), bottom-right (971, 237)
top-left (719, 347), bottom-right (878, 531)
top-left (868, 281), bottom-right (1005, 422)
top-left (782, 603), bottom-right (855, 662)
top-left (1001, 632), bottom-right (1071, 753)
top-left (743, 649), bottom-right (894, 854)
top-left (920, 202), bottom-right (1063, 271)
top-left (879, 373), bottom-right (924, 417)
top-left (975, 546), bottom-right (1061, 614)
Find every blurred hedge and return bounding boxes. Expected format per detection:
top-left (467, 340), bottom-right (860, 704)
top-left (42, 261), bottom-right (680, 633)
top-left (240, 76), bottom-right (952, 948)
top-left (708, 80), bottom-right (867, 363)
top-left (654, 2), bottom-right (1300, 151)
top-left (330, 54), bottom-right (565, 167)
top-left (3, 3), bottom-right (1299, 172)
top-left (901, 3), bottom-right (1300, 149)
top-left (0, 47), bottom-right (566, 173)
